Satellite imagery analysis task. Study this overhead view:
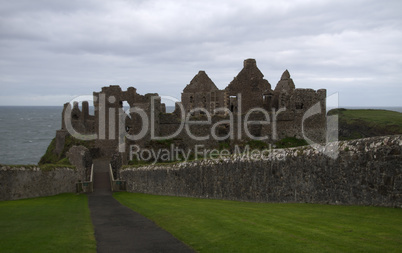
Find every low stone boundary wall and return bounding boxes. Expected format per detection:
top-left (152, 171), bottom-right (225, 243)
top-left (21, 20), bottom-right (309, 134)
top-left (0, 166), bottom-right (81, 201)
top-left (120, 135), bottom-right (402, 207)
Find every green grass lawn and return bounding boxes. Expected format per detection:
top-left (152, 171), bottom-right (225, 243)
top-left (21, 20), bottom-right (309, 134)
top-left (0, 193), bottom-right (95, 253)
top-left (114, 192), bottom-right (402, 253)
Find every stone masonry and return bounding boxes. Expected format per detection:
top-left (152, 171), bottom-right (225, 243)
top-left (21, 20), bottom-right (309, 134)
top-left (0, 166), bottom-right (82, 201)
top-left (120, 135), bottom-right (402, 207)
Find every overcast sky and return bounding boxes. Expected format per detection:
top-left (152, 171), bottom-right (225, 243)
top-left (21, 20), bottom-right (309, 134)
top-left (0, 0), bottom-right (401, 107)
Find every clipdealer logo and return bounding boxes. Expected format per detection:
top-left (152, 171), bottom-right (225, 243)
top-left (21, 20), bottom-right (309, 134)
top-left (128, 143), bottom-right (288, 165)
top-left (64, 93), bottom-right (339, 160)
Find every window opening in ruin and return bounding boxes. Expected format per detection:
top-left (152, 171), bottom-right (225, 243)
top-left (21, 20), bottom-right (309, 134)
top-left (263, 95), bottom-right (272, 100)
top-left (190, 96), bottom-right (193, 103)
top-left (296, 102), bottom-right (304, 110)
top-left (229, 95), bottom-right (237, 112)
top-left (89, 106), bottom-right (95, 115)
top-left (122, 101), bottom-right (130, 111)
top-left (122, 101), bottom-right (131, 119)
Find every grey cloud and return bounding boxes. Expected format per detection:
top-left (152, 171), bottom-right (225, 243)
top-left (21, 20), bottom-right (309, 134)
top-left (0, 0), bottom-right (99, 16)
top-left (0, 0), bottom-right (401, 106)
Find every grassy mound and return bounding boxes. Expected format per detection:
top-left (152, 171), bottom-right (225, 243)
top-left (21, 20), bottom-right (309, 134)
top-left (39, 135), bottom-right (94, 165)
top-left (0, 193), bottom-right (95, 252)
top-left (115, 192), bottom-right (402, 252)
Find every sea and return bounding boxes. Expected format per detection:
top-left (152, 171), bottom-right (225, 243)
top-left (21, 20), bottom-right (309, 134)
top-left (0, 106), bottom-right (62, 165)
top-left (0, 106), bottom-right (401, 165)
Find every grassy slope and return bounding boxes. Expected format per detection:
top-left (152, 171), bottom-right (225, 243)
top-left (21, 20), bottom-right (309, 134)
top-left (330, 109), bottom-right (402, 140)
top-left (0, 194), bottom-right (95, 253)
top-left (115, 192), bottom-right (402, 253)
top-left (39, 135), bottom-right (95, 165)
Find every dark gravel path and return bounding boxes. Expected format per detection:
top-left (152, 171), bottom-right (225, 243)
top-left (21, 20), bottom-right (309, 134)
top-left (88, 159), bottom-right (194, 253)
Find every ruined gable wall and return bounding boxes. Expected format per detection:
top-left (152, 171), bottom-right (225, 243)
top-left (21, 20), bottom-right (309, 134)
top-left (225, 59), bottom-right (272, 113)
top-left (56, 102), bottom-right (96, 156)
top-left (91, 86), bottom-right (161, 158)
top-left (181, 70), bottom-right (221, 114)
top-left (61, 101), bottom-right (95, 135)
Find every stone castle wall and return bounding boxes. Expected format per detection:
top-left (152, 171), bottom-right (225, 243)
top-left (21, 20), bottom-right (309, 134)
top-left (120, 135), bottom-right (402, 207)
top-left (0, 166), bottom-right (82, 201)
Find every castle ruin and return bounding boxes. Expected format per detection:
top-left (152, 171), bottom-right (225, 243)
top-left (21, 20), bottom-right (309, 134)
top-left (54, 59), bottom-right (327, 164)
